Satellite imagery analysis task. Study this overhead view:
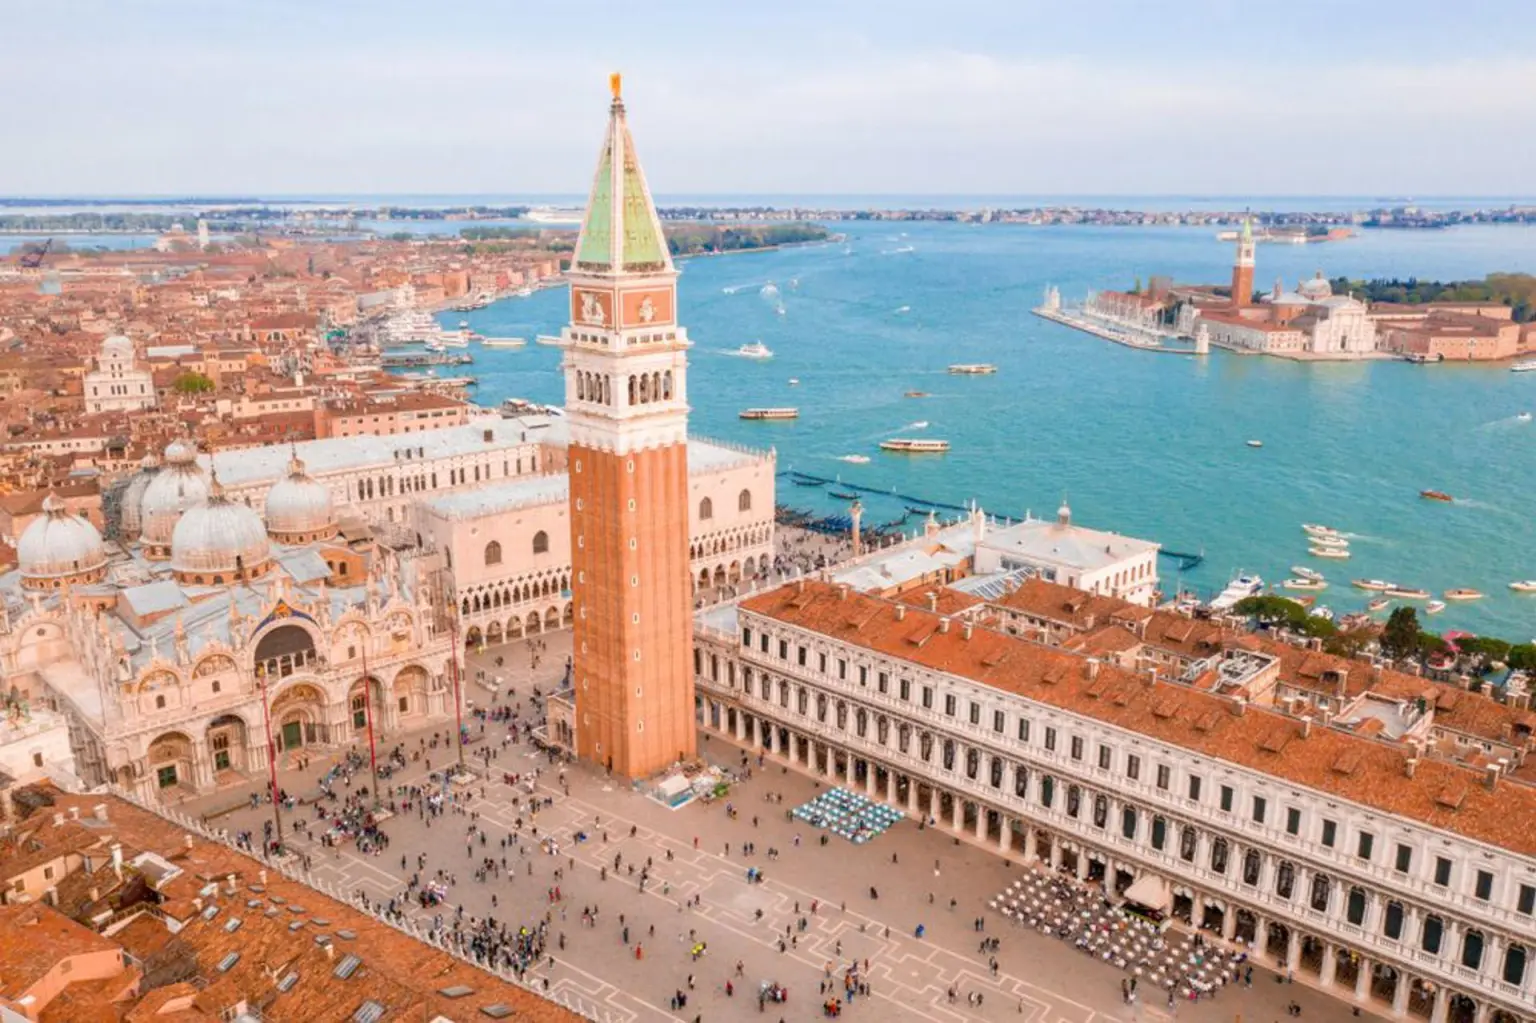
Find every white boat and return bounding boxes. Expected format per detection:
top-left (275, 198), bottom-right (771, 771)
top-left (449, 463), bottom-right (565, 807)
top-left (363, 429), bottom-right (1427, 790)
top-left (1311, 534), bottom-right (1350, 549)
top-left (1309, 547), bottom-right (1351, 559)
top-left (1310, 606), bottom-right (1335, 622)
top-left (1302, 523), bottom-right (1339, 538)
top-left (536, 335), bottom-right (563, 346)
top-left (1385, 587), bottom-right (1431, 600)
top-left (879, 438), bottom-right (950, 454)
top-left (1283, 578), bottom-right (1328, 591)
top-left (738, 408), bottom-right (799, 421)
top-left (788, 378), bottom-right (800, 385)
top-left (1519, 412), bottom-right (1533, 422)
top-left (1511, 360), bottom-right (1536, 373)
top-left (836, 454), bottom-right (871, 464)
top-left (480, 337), bottom-right (527, 348)
top-left (1352, 578), bottom-right (1397, 591)
top-left (437, 331), bottom-right (470, 348)
top-left (1291, 565), bottom-right (1325, 582)
top-left (948, 363), bottom-right (997, 375)
top-left (737, 341), bottom-right (773, 360)
top-left (1425, 600), bottom-right (1446, 615)
top-left (1209, 573), bottom-right (1264, 611)
top-left (1509, 580), bottom-right (1536, 593)
top-left (1246, 440), bottom-right (1263, 448)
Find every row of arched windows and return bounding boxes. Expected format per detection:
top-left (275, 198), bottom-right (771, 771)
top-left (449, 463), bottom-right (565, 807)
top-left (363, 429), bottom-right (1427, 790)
top-left (576, 372), bottom-right (611, 406)
top-left (698, 490), bottom-right (753, 521)
top-left (461, 571), bottom-right (570, 615)
top-left (628, 370), bottom-right (673, 406)
top-left (483, 532), bottom-right (548, 566)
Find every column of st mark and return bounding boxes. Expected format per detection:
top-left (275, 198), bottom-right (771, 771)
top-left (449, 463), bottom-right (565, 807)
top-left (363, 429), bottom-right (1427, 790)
top-left (561, 75), bottom-right (697, 778)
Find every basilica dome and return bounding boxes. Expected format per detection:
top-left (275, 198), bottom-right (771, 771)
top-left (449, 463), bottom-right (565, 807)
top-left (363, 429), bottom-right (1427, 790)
top-left (264, 453), bottom-right (335, 542)
top-left (118, 453), bottom-right (160, 541)
top-left (139, 440), bottom-right (209, 552)
top-left (170, 478), bottom-right (271, 582)
top-left (18, 494), bottom-right (108, 589)
top-left (1298, 271), bottom-right (1333, 301)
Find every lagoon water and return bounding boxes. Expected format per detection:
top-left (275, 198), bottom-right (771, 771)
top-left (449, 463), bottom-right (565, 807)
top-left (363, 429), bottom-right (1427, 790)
top-left (443, 220), bottom-right (1531, 639)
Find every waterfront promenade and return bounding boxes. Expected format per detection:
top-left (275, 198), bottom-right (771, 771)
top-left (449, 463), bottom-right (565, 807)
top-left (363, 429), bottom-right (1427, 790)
top-left (1031, 305), bottom-right (1199, 355)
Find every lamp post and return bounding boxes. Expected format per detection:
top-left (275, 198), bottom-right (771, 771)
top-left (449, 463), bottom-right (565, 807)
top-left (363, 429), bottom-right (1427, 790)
top-left (449, 607), bottom-right (465, 773)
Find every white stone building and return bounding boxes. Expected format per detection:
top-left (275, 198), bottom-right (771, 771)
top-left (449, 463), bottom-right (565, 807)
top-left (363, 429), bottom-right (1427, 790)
top-left (974, 502), bottom-right (1160, 606)
top-left (692, 580), bottom-right (1536, 1023)
top-left (83, 335), bottom-right (157, 415)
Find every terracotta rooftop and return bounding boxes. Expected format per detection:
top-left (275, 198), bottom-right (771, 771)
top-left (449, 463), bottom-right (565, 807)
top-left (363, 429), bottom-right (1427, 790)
top-left (0, 791), bottom-right (583, 1023)
top-left (741, 580), bottom-right (1536, 858)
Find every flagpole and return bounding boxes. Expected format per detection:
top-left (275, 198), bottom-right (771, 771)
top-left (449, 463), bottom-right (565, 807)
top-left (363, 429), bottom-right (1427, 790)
top-left (259, 668), bottom-right (283, 849)
top-left (361, 641), bottom-right (381, 805)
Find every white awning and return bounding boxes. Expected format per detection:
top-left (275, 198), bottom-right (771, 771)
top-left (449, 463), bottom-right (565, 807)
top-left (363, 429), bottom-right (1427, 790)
top-left (1125, 873), bottom-right (1173, 911)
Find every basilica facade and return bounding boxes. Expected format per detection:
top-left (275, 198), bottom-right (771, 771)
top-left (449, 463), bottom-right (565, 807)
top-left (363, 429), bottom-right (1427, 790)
top-left (3, 442), bottom-right (457, 805)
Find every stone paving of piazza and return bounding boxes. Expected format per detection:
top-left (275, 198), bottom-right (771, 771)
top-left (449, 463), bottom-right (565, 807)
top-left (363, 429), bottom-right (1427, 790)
top-left (185, 633), bottom-right (1380, 1023)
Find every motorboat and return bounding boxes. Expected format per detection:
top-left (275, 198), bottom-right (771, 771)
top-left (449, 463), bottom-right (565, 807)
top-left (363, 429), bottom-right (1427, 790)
top-left (1509, 580), bottom-right (1536, 593)
top-left (1420, 489), bottom-right (1454, 503)
top-left (1511, 360), bottom-right (1536, 372)
top-left (480, 336), bottom-right (527, 348)
top-left (1352, 579), bottom-right (1396, 591)
top-left (737, 341), bottom-right (773, 359)
top-left (1310, 606), bottom-right (1335, 622)
top-left (1246, 440), bottom-right (1263, 448)
top-left (1444, 588), bottom-right (1484, 601)
top-left (904, 390), bottom-right (930, 398)
top-left (1210, 573), bottom-right (1264, 611)
top-left (1366, 597), bottom-right (1390, 613)
top-left (880, 438), bottom-right (950, 453)
top-left (1425, 600), bottom-right (1446, 615)
top-left (1309, 547), bottom-right (1350, 559)
top-left (836, 455), bottom-right (871, 464)
top-left (535, 335), bottom-right (563, 346)
top-left (788, 378), bottom-right (800, 385)
top-left (1302, 523), bottom-right (1339, 538)
top-left (1519, 412), bottom-right (1533, 422)
top-left (1385, 587), bottom-right (1430, 600)
top-left (739, 408), bottom-right (799, 420)
top-left (1311, 534), bottom-right (1349, 549)
top-left (948, 363), bottom-right (997, 375)
top-left (1291, 566), bottom-right (1325, 582)
top-left (1283, 578), bottom-right (1328, 591)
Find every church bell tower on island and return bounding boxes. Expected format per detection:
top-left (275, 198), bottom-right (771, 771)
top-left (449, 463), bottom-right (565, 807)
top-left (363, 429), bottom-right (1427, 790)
top-left (562, 75), bottom-right (696, 779)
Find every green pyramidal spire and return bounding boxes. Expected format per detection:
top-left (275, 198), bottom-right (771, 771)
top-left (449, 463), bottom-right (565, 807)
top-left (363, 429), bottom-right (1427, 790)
top-left (573, 74), bottom-right (673, 275)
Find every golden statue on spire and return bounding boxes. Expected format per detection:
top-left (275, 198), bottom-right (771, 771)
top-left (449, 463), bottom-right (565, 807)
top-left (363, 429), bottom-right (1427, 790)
top-left (610, 72), bottom-right (622, 99)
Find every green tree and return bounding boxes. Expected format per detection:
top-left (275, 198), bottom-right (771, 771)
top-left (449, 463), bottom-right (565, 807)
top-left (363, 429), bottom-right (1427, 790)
top-left (172, 372), bottom-right (214, 394)
top-left (1379, 607), bottom-right (1422, 660)
top-left (1508, 644), bottom-right (1536, 672)
top-left (1233, 595), bottom-right (1308, 628)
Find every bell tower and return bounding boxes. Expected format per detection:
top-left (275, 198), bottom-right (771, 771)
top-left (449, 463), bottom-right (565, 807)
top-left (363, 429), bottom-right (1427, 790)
top-left (1231, 216), bottom-right (1255, 308)
top-left (562, 74), bottom-right (696, 779)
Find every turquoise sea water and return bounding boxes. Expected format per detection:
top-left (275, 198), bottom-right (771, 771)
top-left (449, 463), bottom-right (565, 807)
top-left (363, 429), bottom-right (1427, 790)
top-left (439, 222), bottom-right (1536, 639)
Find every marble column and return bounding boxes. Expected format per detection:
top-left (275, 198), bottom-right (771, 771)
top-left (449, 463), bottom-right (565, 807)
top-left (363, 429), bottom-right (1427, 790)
top-left (1192, 892), bottom-right (1206, 930)
top-left (823, 745), bottom-right (835, 780)
top-left (885, 767), bottom-right (897, 804)
top-left (1472, 1001), bottom-right (1490, 1023)
top-left (951, 795), bottom-right (963, 832)
top-left (1429, 986), bottom-right (1448, 1023)
top-left (1049, 836), bottom-right (1062, 870)
top-left (865, 762), bottom-right (876, 796)
top-left (1354, 957), bottom-right (1370, 1001)
top-left (930, 785), bottom-right (941, 824)
top-left (1319, 942), bottom-right (1337, 987)
top-left (1074, 850), bottom-right (1087, 881)
top-left (998, 817), bottom-right (1012, 854)
top-left (1254, 915), bottom-right (1269, 959)
top-left (1023, 827), bottom-right (1037, 863)
top-left (974, 807), bottom-right (986, 842)
top-left (733, 709), bottom-right (746, 741)
top-left (1391, 974), bottom-right (1410, 1017)
top-left (1221, 906), bottom-right (1237, 942)
top-left (1286, 929), bottom-right (1301, 974)
top-left (906, 777), bottom-right (919, 814)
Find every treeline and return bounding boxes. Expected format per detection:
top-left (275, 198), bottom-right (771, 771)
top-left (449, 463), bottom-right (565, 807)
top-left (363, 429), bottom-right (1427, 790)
top-left (664, 222), bottom-right (829, 255)
top-left (1328, 273), bottom-right (1536, 322)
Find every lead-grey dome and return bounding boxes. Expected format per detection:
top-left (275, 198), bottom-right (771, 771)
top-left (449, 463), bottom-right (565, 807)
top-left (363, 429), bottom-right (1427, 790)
top-left (170, 478), bottom-right (271, 579)
top-left (140, 441), bottom-right (208, 548)
top-left (264, 453), bottom-right (335, 540)
top-left (18, 493), bottom-right (108, 587)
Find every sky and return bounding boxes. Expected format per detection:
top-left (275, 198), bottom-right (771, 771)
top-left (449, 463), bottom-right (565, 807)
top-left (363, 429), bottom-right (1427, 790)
top-left (5, 0), bottom-right (1535, 198)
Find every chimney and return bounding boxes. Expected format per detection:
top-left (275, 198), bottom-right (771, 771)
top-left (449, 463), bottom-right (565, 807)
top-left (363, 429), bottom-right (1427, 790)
top-left (53, 812), bottom-right (64, 826)
top-left (93, 803), bottom-right (108, 822)
top-left (962, 622), bottom-right (973, 640)
top-left (192, 897), bottom-right (203, 913)
top-left (895, 605), bottom-right (906, 621)
top-left (939, 618), bottom-right (950, 634)
top-left (926, 592), bottom-right (938, 612)
top-left (184, 834), bottom-right (195, 852)
top-left (837, 584), bottom-right (849, 601)
top-left (1484, 764), bottom-right (1500, 791)
top-left (88, 886), bottom-right (99, 903)
top-left (259, 870), bottom-right (268, 886)
top-left (111, 843), bottom-right (123, 878)
top-left (1405, 757), bottom-right (1419, 779)
top-left (44, 888), bottom-right (58, 906)
top-left (324, 943), bottom-right (336, 961)
top-left (1300, 716), bottom-right (1313, 739)
top-left (1085, 658), bottom-right (1101, 681)
top-left (1231, 697), bottom-right (1247, 716)
top-left (795, 578), bottom-right (806, 594)
top-left (69, 807), bottom-right (80, 821)
top-left (226, 874), bottom-right (238, 896)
